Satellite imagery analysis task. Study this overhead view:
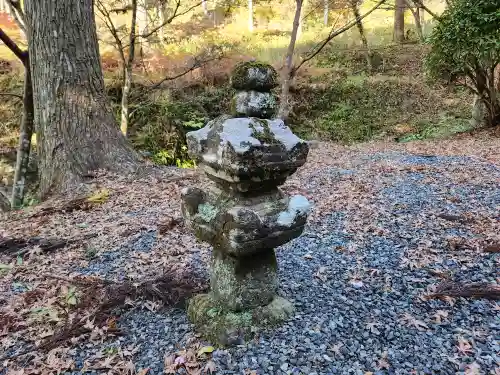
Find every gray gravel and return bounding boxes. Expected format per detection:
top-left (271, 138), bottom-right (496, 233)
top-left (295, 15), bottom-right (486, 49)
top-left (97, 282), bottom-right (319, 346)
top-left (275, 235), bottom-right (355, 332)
top-left (67, 152), bottom-right (499, 374)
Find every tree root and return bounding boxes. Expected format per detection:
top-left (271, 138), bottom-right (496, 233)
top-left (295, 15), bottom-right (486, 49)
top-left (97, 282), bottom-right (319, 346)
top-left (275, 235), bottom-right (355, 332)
top-left (429, 281), bottom-right (500, 300)
top-left (38, 270), bottom-right (207, 352)
top-left (0, 234), bottom-right (97, 257)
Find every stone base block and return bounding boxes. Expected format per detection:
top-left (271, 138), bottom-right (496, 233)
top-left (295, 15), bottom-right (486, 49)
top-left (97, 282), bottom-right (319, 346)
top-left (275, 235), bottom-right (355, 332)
top-left (210, 249), bottom-right (278, 311)
top-left (187, 293), bottom-right (295, 346)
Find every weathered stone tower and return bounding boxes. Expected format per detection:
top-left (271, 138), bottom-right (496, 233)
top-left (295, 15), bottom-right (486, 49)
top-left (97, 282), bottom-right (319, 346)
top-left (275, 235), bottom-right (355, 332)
top-left (181, 61), bottom-right (311, 344)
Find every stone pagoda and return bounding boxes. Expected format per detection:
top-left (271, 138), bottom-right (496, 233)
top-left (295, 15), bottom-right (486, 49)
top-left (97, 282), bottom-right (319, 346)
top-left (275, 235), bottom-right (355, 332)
top-left (181, 61), bottom-right (311, 344)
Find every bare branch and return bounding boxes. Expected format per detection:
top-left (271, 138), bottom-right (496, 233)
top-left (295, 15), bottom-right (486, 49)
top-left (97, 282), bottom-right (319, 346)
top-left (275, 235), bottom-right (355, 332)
top-left (95, 0), bottom-right (126, 65)
top-left (138, 0), bottom-right (201, 40)
top-left (6, 0), bottom-right (26, 33)
top-left (0, 28), bottom-right (27, 62)
top-left (130, 54), bottom-right (221, 102)
top-left (0, 92), bottom-right (23, 100)
top-left (110, 5), bottom-right (134, 14)
top-left (128, 0), bottom-right (138, 68)
top-left (294, 0), bottom-right (387, 74)
top-left (411, 0), bottom-right (441, 20)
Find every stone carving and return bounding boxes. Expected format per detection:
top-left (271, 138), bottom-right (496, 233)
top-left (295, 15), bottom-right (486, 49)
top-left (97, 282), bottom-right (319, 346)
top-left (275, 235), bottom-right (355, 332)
top-left (181, 61), bottom-right (311, 344)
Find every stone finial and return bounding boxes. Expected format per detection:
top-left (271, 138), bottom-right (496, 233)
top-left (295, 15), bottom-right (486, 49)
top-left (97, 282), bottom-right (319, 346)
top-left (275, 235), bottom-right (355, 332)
top-left (230, 61), bottom-right (278, 91)
top-left (230, 61), bottom-right (278, 119)
top-left (180, 61), bottom-right (311, 345)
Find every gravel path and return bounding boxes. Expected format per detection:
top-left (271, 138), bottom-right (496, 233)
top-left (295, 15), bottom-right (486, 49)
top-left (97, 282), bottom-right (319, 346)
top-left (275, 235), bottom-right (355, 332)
top-left (65, 151), bottom-right (499, 375)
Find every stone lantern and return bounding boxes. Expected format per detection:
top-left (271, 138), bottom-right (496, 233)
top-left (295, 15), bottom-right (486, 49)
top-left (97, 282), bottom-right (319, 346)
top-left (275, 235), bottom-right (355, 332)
top-left (181, 62), bottom-right (311, 344)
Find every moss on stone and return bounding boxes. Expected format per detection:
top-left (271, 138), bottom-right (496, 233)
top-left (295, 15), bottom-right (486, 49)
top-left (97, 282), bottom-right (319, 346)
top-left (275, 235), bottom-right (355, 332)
top-left (187, 293), bottom-right (295, 346)
top-left (249, 119), bottom-right (282, 145)
top-left (230, 61), bottom-right (278, 91)
top-left (210, 248), bottom-right (277, 311)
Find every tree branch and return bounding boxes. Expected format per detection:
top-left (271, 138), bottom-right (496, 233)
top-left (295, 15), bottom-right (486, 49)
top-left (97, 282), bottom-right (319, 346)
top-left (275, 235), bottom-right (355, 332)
top-left (0, 28), bottom-right (27, 62)
top-left (411, 0), bottom-right (441, 20)
top-left (129, 54), bottom-right (221, 102)
top-left (95, 0), bottom-right (126, 66)
top-left (138, 0), bottom-right (201, 40)
top-left (127, 0), bottom-right (138, 69)
top-left (294, 0), bottom-right (387, 74)
top-left (0, 92), bottom-right (23, 100)
top-left (6, 0), bottom-right (26, 33)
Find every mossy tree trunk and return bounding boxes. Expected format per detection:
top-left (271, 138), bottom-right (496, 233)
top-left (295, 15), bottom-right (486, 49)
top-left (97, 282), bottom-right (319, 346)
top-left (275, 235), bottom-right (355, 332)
top-left (25, 0), bottom-right (140, 199)
top-left (11, 57), bottom-right (34, 208)
top-left (121, 0), bottom-right (138, 137)
top-left (0, 28), bottom-right (33, 209)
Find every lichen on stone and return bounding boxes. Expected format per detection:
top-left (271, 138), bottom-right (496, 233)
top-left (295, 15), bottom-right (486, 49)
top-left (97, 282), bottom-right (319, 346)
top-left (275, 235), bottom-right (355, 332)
top-left (231, 90), bottom-right (277, 119)
top-left (197, 203), bottom-right (219, 223)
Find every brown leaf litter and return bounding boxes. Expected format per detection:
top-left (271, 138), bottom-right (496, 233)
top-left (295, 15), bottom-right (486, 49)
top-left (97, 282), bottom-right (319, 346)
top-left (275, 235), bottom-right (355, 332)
top-left (0, 130), bottom-right (498, 373)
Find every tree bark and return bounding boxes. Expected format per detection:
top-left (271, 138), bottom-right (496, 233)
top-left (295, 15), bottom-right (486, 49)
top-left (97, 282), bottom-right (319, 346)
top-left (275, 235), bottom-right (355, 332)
top-left (394, 0), bottom-right (405, 43)
top-left (406, 0), bottom-right (424, 42)
top-left (121, 0), bottom-right (138, 137)
top-left (248, 0), bottom-right (253, 32)
top-left (11, 56), bottom-right (34, 209)
top-left (137, 0), bottom-right (148, 51)
top-left (323, 0), bottom-right (328, 26)
top-left (278, 0), bottom-right (303, 121)
top-left (350, 0), bottom-right (373, 71)
top-left (24, 0), bottom-right (140, 199)
top-left (470, 94), bottom-right (486, 128)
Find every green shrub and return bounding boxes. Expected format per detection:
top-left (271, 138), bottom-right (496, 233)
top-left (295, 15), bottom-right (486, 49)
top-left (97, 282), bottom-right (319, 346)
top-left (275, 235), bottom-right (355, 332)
top-left (122, 84), bottom-right (233, 167)
top-left (425, 0), bottom-right (500, 126)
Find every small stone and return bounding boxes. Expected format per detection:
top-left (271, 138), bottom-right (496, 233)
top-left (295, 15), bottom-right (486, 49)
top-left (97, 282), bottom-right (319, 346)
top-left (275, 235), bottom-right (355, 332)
top-left (231, 90), bottom-right (277, 119)
top-left (230, 61), bottom-right (278, 91)
top-left (280, 363), bottom-right (289, 371)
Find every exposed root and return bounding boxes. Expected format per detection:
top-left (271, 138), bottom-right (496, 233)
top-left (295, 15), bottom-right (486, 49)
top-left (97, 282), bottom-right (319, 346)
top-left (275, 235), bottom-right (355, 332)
top-left (484, 243), bottom-right (500, 253)
top-left (0, 234), bottom-right (97, 257)
top-left (38, 269), bottom-right (207, 352)
top-left (429, 281), bottom-right (500, 300)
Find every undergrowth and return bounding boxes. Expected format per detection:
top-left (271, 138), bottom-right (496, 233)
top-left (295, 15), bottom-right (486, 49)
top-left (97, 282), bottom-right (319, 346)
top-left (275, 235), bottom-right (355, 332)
top-left (0, 44), bottom-right (474, 172)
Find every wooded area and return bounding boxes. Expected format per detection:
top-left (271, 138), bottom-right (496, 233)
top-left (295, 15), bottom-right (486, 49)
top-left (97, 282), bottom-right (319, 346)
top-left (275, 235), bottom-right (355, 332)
top-left (0, 1), bottom-right (499, 373)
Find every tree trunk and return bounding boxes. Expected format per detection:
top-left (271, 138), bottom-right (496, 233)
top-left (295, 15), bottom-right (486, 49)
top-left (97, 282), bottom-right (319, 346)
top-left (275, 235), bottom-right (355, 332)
top-left (297, 0), bottom-right (306, 40)
top-left (470, 94), bottom-right (486, 128)
top-left (406, 0), bottom-right (424, 42)
top-left (137, 0), bottom-right (148, 51)
top-left (121, 0), bottom-right (138, 137)
top-left (350, 0), bottom-right (373, 71)
top-left (278, 0), bottom-right (303, 121)
top-left (158, 2), bottom-right (166, 41)
top-left (24, 0), bottom-right (140, 198)
top-left (248, 0), bottom-right (253, 32)
top-left (394, 0), bottom-right (405, 43)
top-left (11, 56), bottom-right (34, 209)
top-left (413, 7), bottom-right (424, 41)
top-left (323, 0), bottom-right (328, 26)
top-left (202, 0), bottom-right (208, 15)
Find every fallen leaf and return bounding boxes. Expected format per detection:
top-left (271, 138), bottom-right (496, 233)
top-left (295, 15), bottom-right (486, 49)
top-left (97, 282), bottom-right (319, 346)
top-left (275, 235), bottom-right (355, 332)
top-left (203, 360), bottom-right (217, 374)
top-left (456, 337), bottom-right (474, 355)
top-left (484, 243), bottom-right (500, 253)
top-left (197, 346), bottom-right (214, 357)
top-left (87, 188), bottom-right (110, 204)
top-left (464, 362), bottom-right (481, 375)
top-left (432, 310), bottom-right (449, 324)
